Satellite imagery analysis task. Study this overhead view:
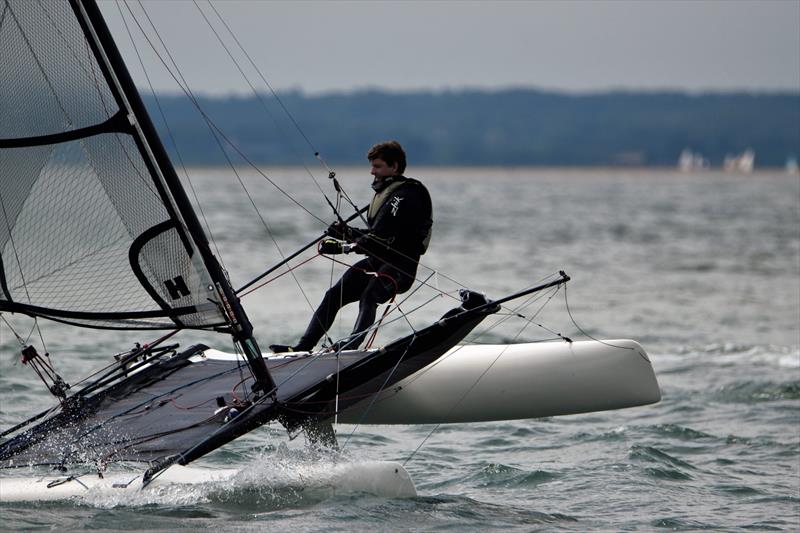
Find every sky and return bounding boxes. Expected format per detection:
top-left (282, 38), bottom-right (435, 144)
top-left (99, 0), bottom-right (800, 96)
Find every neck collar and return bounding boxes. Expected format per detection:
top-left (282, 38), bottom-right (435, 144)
top-left (371, 175), bottom-right (403, 192)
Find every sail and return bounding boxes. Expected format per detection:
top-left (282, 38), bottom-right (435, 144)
top-left (0, 0), bottom-right (226, 330)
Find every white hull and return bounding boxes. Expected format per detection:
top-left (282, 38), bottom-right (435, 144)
top-left (0, 461), bottom-right (416, 503)
top-left (338, 339), bottom-right (660, 424)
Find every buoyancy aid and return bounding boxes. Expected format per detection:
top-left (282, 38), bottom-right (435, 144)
top-left (364, 176), bottom-right (433, 258)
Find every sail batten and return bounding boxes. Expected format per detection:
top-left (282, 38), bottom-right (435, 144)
top-left (0, 110), bottom-right (133, 148)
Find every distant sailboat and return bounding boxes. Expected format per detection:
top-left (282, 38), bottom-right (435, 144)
top-left (724, 149), bottom-right (755, 174)
top-left (786, 157), bottom-right (799, 175)
top-left (678, 149), bottom-right (709, 172)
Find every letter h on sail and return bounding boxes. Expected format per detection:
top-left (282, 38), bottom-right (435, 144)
top-left (164, 276), bottom-right (190, 300)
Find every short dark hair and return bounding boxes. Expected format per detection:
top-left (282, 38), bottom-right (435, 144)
top-left (367, 140), bottom-right (406, 174)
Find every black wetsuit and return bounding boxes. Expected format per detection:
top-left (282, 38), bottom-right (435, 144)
top-left (295, 175), bottom-right (432, 351)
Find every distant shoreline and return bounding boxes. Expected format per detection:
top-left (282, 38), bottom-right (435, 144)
top-left (145, 89), bottom-right (799, 169)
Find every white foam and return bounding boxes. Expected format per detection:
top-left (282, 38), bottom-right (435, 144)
top-left (2, 447), bottom-right (415, 506)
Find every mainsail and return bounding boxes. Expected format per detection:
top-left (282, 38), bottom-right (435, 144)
top-left (0, 0), bottom-right (226, 331)
top-left (0, 0), bottom-right (274, 392)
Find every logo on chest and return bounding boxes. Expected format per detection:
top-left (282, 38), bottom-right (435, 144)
top-left (390, 196), bottom-right (403, 216)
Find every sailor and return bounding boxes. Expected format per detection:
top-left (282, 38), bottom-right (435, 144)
top-left (270, 140), bottom-right (432, 353)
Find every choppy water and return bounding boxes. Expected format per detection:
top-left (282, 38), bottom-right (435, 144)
top-left (1, 167), bottom-right (798, 531)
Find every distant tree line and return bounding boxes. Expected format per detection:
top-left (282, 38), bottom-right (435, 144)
top-left (143, 89), bottom-right (800, 168)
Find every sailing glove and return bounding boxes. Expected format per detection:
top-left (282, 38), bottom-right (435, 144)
top-left (319, 238), bottom-right (353, 255)
top-left (325, 221), bottom-right (352, 240)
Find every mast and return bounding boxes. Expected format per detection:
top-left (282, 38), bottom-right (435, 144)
top-left (71, 0), bottom-right (275, 392)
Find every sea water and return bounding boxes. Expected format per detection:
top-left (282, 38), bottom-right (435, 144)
top-left (1, 167), bottom-right (798, 531)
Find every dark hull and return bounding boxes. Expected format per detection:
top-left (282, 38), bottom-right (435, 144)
top-left (0, 301), bottom-right (492, 471)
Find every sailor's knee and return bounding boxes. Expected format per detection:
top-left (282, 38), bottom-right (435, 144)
top-left (322, 285), bottom-right (344, 302)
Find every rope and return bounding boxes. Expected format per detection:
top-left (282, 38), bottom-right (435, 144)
top-left (204, 1), bottom-right (323, 156)
top-left (97, 410), bottom-right (223, 464)
top-left (59, 364), bottom-right (246, 453)
top-left (363, 270), bottom-right (437, 345)
top-left (563, 284), bottom-right (634, 351)
top-left (365, 305), bottom-right (392, 349)
top-left (238, 253), bottom-right (321, 298)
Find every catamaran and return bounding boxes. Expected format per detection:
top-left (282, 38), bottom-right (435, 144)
top-left (0, 0), bottom-right (660, 501)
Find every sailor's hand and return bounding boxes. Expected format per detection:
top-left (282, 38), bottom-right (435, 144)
top-left (325, 221), bottom-right (350, 239)
top-left (319, 238), bottom-right (354, 255)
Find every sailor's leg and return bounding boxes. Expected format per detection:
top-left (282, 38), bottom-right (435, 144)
top-left (294, 260), bottom-right (372, 350)
top-left (341, 262), bottom-right (420, 350)
top-left (343, 272), bottom-right (398, 350)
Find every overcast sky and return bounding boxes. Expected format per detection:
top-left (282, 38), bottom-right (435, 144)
top-left (99, 0), bottom-right (800, 96)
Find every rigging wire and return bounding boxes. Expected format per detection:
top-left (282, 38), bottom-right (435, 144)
top-left (0, 314), bottom-right (26, 347)
top-left (330, 191), bottom-right (345, 349)
top-left (34, 3), bottom-right (565, 363)
top-left (165, 0), bottom-right (377, 265)
top-left (0, 192), bottom-right (50, 359)
top-left (203, 0), bottom-right (371, 235)
top-left (114, 0), bottom-right (225, 263)
top-left (237, 253), bottom-right (320, 298)
top-left (96, 410), bottom-right (224, 465)
top-left (69, 330), bottom-right (180, 390)
top-left (365, 270), bottom-right (436, 347)
top-left (333, 281), bottom-right (565, 451)
top-left (563, 284), bottom-right (635, 352)
top-left (196, 0), bottom-right (379, 329)
top-left (132, 4), bottom-right (578, 410)
top-left (124, 0), bottom-right (323, 315)
top-left (318, 254), bottom-right (437, 346)
top-left (359, 284), bottom-right (561, 395)
top-left (0, 3), bottom-right (612, 475)
top-left (339, 335), bottom-right (416, 451)
top-left (197, 0), bottom-right (338, 207)
top-left (122, 1), bottom-right (325, 225)
top-left (230, 341), bottom-right (257, 401)
top-left (401, 285), bottom-right (565, 467)
top-left (486, 281), bottom-right (569, 341)
top-left (56, 363), bottom-right (248, 456)
top-left (174, 5), bottom-right (554, 310)
top-left (204, 1), bottom-right (321, 159)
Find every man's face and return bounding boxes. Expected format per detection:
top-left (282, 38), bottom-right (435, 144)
top-left (370, 158), bottom-right (398, 179)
